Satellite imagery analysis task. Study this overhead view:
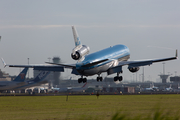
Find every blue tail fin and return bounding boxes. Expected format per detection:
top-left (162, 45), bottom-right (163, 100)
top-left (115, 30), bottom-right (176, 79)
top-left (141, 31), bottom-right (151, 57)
top-left (72, 26), bottom-right (81, 47)
top-left (13, 67), bottom-right (28, 82)
top-left (31, 71), bottom-right (50, 83)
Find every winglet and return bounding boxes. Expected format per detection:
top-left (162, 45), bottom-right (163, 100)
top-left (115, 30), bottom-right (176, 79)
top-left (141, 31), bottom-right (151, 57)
top-left (176, 49), bottom-right (178, 58)
top-left (1, 58), bottom-right (7, 68)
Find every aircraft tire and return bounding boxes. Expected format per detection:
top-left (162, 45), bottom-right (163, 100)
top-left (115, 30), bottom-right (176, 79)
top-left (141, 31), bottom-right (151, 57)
top-left (100, 77), bottom-right (103, 82)
top-left (83, 78), bottom-right (87, 83)
top-left (97, 77), bottom-right (100, 82)
top-left (78, 78), bottom-right (82, 83)
top-left (114, 76), bottom-right (118, 81)
top-left (119, 76), bottom-right (123, 81)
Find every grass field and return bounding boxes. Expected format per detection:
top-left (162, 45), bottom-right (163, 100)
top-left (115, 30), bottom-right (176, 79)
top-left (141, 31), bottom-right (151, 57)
top-left (0, 94), bottom-right (180, 120)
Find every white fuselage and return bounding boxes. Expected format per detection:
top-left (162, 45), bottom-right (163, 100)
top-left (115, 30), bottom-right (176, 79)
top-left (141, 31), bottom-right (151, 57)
top-left (0, 81), bottom-right (26, 91)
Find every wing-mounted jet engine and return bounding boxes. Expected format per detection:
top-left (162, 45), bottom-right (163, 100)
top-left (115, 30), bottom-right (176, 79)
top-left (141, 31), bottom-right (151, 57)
top-left (71, 45), bottom-right (90, 60)
top-left (128, 67), bottom-right (140, 73)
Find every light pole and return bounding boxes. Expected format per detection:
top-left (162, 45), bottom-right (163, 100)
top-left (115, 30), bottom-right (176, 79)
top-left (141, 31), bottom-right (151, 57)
top-left (136, 72), bottom-right (137, 82)
top-left (28, 58), bottom-right (29, 79)
top-left (163, 62), bottom-right (165, 75)
top-left (142, 67), bottom-right (144, 82)
top-left (139, 74), bottom-right (142, 82)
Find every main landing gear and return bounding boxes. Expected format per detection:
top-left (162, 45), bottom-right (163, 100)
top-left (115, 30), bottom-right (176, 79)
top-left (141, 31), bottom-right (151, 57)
top-left (114, 72), bottom-right (123, 82)
top-left (78, 71), bottom-right (123, 83)
top-left (78, 76), bottom-right (87, 83)
top-left (97, 76), bottom-right (103, 82)
top-left (96, 74), bottom-right (103, 82)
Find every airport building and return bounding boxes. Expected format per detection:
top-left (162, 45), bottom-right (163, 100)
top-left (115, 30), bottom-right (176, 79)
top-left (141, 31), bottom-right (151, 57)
top-left (170, 76), bottom-right (180, 83)
top-left (159, 74), bottom-right (170, 83)
top-left (52, 57), bottom-right (61, 85)
top-left (0, 69), bottom-right (11, 81)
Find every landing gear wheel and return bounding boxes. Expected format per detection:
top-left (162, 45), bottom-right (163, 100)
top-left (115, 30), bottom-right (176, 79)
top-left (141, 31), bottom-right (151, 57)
top-left (97, 77), bottom-right (99, 82)
top-left (78, 78), bottom-right (82, 83)
top-left (114, 76), bottom-right (118, 81)
top-left (83, 78), bottom-right (87, 83)
top-left (100, 77), bottom-right (102, 81)
top-left (119, 76), bottom-right (123, 81)
top-left (78, 78), bottom-right (87, 83)
top-left (97, 77), bottom-right (103, 82)
top-left (114, 76), bottom-right (123, 82)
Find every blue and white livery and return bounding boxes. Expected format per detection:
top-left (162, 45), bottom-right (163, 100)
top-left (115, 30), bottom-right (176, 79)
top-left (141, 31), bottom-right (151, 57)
top-left (2, 26), bottom-right (178, 83)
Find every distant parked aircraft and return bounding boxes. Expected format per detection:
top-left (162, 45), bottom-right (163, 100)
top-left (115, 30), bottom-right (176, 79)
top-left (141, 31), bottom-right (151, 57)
top-left (0, 67), bottom-right (50, 92)
top-left (52, 82), bottom-right (89, 93)
top-left (144, 83), bottom-right (159, 91)
top-left (15, 71), bottom-right (50, 90)
top-left (163, 84), bottom-right (173, 92)
top-left (0, 67), bottom-right (28, 92)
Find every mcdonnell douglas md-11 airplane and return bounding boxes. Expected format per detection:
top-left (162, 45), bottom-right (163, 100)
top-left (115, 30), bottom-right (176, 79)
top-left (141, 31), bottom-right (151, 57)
top-left (2, 26), bottom-right (178, 83)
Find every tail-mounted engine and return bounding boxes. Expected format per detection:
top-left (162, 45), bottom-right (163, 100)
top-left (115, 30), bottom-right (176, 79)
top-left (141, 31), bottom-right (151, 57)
top-left (128, 67), bottom-right (140, 73)
top-left (71, 45), bottom-right (90, 60)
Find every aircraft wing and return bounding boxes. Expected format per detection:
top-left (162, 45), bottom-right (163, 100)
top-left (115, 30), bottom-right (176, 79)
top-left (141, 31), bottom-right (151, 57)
top-left (120, 50), bottom-right (177, 67)
top-left (10, 64), bottom-right (65, 72)
top-left (45, 62), bottom-right (76, 68)
top-left (108, 50), bottom-right (178, 75)
top-left (1, 58), bottom-right (76, 72)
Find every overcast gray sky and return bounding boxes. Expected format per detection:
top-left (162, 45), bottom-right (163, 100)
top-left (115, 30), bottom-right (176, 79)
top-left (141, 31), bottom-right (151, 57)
top-left (0, 0), bottom-right (179, 82)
